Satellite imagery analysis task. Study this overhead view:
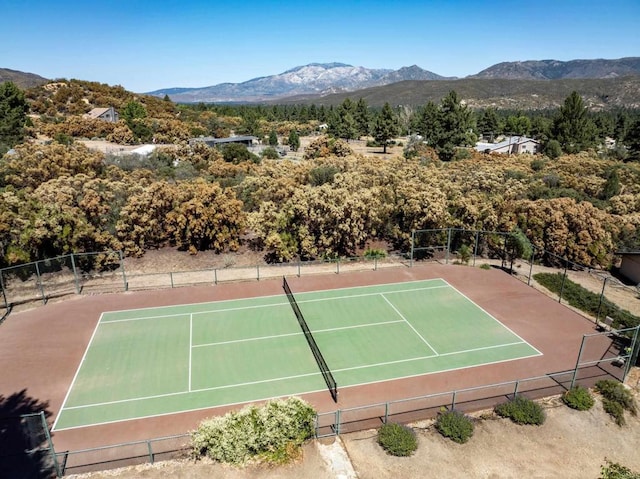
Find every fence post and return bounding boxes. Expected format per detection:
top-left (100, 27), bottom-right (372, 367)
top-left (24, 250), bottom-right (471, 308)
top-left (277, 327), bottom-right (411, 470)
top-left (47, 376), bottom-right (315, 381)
top-left (451, 390), bottom-right (457, 410)
top-left (513, 380), bottom-right (520, 397)
top-left (0, 269), bottom-right (7, 310)
top-left (147, 440), bottom-right (154, 464)
top-left (335, 410), bottom-right (341, 436)
top-left (445, 228), bottom-right (452, 264)
top-left (40, 411), bottom-right (62, 478)
top-left (374, 256), bottom-right (378, 271)
top-left (214, 268), bottom-right (218, 285)
top-left (410, 229), bottom-right (415, 267)
top-left (623, 325), bottom-right (640, 380)
top-left (118, 251), bottom-right (128, 291)
top-left (559, 259), bottom-right (568, 303)
top-left (170, 272), bottom-right (174, 288)
top-left (35, 261), bottom-right (46, 304)
top-left (257, 265), bottom-right (260, 281)
top-left (472, 230), bottom-right (479, 266)
top-left (528, 248), bottom-right (535, 286)
top-left (336, 258), bottom-right (340, 275)
top-left (384, 402), bottom-right (389, 423)
top-left (570, 334), bottom-right (587, 389)
top-left (596, 277), bottom-right (608, 324)
top-left (70, 253), bottom-right (80, 294)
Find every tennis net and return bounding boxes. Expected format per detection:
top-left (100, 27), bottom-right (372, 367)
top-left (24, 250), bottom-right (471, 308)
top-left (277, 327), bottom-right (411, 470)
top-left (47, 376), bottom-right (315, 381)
top-left (282, 276), bottom-right (338, 402)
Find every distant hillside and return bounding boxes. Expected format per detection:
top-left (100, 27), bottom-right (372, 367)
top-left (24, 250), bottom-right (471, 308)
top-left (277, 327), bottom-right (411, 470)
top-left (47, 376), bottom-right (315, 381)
top-left (470, 57), bottom-right (640, 80)
top-left (278, 76), bottom-right (640, 109)
top-left (0, 68), bottom-right (49, 89)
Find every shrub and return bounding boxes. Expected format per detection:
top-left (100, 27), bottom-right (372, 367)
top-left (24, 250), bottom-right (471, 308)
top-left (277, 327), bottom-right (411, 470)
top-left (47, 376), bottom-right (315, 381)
top-left (377, 423), bottom-right (418, 457)
top-left (596, 379), bottom-right (637, 426)
top-left (479, 263), bottom-right (491, 270)
top-left (192, 397), bottom-right (316, 465)
top-left (562, 385), bottom-right (595, 411)
top-left (601, 460), bottom-right (640, 479)
top-left (364, 248), bottom-right (387, 259)
top-left (603, 398), bottom-right (626, 426)
top-left (435, 410), bottom-right (474, 444)
top-left (494, 395), bottom-right (546, 425)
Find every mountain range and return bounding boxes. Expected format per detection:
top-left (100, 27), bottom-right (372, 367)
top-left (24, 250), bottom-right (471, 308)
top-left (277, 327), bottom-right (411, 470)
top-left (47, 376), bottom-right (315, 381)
top-left (3, 57), bottom-right (640, 106)
top-left (146, 58), bottom-right (640, 103)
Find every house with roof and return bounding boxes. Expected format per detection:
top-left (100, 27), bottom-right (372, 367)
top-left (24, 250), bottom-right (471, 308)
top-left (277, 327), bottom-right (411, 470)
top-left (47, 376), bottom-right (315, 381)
top-left (475, 136), bottom-right (540, 155)
top-left (188, 135), bottom-right (258, 147)
top-left (617, 251), bottom-right (640, 284)
top-left (83, 106), bottom-right (119, 123)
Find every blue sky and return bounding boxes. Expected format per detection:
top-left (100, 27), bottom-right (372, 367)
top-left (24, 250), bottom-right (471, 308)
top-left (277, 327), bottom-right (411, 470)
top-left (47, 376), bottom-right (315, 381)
top-left (2, 0), bottom-right (638, 93)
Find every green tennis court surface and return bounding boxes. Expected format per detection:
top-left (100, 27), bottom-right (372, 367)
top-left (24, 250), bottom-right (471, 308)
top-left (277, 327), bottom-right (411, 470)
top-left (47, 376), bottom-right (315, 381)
top-left (53, 278), bottom-right (541, 431)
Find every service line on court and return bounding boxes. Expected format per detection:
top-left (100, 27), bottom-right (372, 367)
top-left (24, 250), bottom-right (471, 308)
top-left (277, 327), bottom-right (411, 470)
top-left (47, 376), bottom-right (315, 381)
top-left (380, 293), bottom-right (439, 356)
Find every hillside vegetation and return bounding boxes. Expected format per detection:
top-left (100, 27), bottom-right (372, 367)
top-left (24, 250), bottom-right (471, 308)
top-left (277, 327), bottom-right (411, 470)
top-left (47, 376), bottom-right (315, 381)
top-left (1, 80), bottom-right (640, 271)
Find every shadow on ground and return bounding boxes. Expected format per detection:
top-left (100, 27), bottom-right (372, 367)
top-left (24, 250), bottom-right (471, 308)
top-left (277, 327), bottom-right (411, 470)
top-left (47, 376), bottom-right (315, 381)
top-left (0, 389), bottom-right (56, 478)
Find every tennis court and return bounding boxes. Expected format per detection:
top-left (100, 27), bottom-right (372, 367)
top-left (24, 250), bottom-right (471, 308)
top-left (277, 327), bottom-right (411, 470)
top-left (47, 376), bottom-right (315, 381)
top-left (53, 277), bottom-right (541, 431)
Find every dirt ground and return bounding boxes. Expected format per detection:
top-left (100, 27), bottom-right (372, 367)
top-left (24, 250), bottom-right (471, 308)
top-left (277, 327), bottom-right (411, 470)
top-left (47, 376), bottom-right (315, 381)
top-left (68, 370), bottom-right (640, 479)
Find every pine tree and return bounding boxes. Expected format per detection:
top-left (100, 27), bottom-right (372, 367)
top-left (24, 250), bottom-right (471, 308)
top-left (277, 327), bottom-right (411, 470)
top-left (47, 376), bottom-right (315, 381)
top-left (433, 91), bottom-right (477, 161)
top-left (551, 91), bottom-right (597, 154)
top-left (0, 82), bottom-right (29, 154)
top-left (354, 98), bottom-right (371, 138)
top-left (373, 102), bottom-right (398, 154)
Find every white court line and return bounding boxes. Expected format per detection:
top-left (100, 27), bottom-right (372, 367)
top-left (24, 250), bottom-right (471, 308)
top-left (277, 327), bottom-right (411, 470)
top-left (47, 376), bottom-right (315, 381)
top-left (188, 314), bottom-right (193, 392)
top-left (61, 339), bottom-right (535, 414)
top-left (193, 319), bottom-right (406, 348)
top-left (380, 293), bottom-right (439, 356)
top-left (61, 369), bottom-right (322, 411)
top-left (52, 313), bottom-right (105, 431)
top-left (99, 284), bottom-right (450, 324)
top-left (98, 277), bottom-right (448, 315)
top-left (440, 279), bottom-right (544, 356)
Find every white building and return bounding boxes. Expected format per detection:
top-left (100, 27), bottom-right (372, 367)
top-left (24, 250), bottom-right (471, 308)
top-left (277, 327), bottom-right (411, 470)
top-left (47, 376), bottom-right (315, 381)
top-left (475, 136), bottom-right (540, 155)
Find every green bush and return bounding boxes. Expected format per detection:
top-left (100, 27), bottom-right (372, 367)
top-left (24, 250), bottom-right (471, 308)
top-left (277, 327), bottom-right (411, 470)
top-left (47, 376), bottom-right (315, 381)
top-left (562, 385), bottom-right (595, 411)
top-left (601, 460), bottom-right (640, 479)
top-left (191, 397), bottom-right (316, 464)
top-left (364, 248), bottom-right (387, 259)
top-left (533, 273), bottom-right (640, 331)
top-left (596, 379), bottom-right (637, 426)
top-left (377, 423), bottom-right (418, 456)
top-left (479, 263), bottom-right (491, 270)
top-left (494, 395), bottom-right (546, 425)
top-left (435, 410), bottom-right (474, 443)
top-left (603, 398), bottom-right (626, 426)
